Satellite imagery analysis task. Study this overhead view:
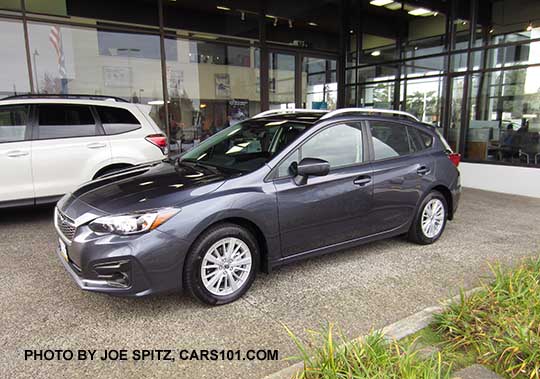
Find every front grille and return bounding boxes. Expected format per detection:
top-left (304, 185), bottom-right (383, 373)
top-left (56, 210), bottom-right (77, 241)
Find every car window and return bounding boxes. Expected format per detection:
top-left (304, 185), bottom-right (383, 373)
top-left (277, 123), bottom-right (363, 177)
top-left (96, 106), bottom-right (141, 135)
top-left (37, 104), bottom-right (98, 139)
top-left (180, 120), bottom-right (311, 173)
top-left (0, 105), bottom-right (28, 143)
top-left (370, 121), bottom-right (414, 160)
top-left (408, 127), bottom-right (433, 152)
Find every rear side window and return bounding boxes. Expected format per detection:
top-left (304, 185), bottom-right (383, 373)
top-left (0, 105), bottom-right (28, 143)
top-left (370, 121), bottom-right (413, 160)
top-left (408, 127), bottom-right (434, 152)
top-left (37, 104), bottom-right (98, 139)
top-left (96, 106), bottom-right (141, 135)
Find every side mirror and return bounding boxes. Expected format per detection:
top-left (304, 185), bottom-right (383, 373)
top-left (289, 157), bottom-right (330, 185)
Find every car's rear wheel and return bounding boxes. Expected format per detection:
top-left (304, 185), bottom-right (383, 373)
top-left (408, 190), bottom-right (447, 245)
top-left (184, 223), bottom-right (259, 305)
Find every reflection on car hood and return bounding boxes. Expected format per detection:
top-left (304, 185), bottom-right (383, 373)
top-left (67, 161), bottom-right (228, 215)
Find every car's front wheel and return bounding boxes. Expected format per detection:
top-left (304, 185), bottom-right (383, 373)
top-left (184, 223), bottom-right (259, 305)
top-left (408, 190), bottom-right (448, 245)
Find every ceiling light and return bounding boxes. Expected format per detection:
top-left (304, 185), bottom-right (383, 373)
top-left (308, 22), bottom-right (318, 26)
top-left (369, 0), bottom-right (394, 6)
top-left (216, 5), bottom-right (231, 11)
top-left (240, 11), bottom-right (245, 21)
top-left (489, 27), bottom-right (494, 34)
top-left (385, 2), bottom-right (402, 10)
top-left (371, 50), bottom-right (381, 56)
top-left (433, 12), bottom-right (438, 16)
top-left (408, 7), bottom-right (432, 16)
top-left (273, 17), bottom-right (278, 26)
top-left (526, 21), bottom-right (533, 32)
top-left (288, 19), bottom-right (293, 28)
top-left (349, 29), bottom-right (354, 34)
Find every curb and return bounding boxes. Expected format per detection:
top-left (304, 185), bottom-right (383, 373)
top-left (262, 287), bottom-right (482, 379)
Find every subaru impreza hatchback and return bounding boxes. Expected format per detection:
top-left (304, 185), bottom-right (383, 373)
top-left (54, 108), bottom-right (461, 305)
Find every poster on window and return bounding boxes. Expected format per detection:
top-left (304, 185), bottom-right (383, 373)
top-left (103, 66), bottom-right (131, 88)
top-left (215, 73), bottom-right (231, 98)
top-left (227, 99), bottom-right (249, 126)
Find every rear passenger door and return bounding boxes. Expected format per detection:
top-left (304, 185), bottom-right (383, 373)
top-left (0, 104), bottom-right (34, 204)
top-left (31, 104), bottom-right (112, 199)
top-left (367, 120), bottom-right (434, 234)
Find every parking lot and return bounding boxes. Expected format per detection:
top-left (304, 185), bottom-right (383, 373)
top-left (1, 188), bottom-right (539, 378)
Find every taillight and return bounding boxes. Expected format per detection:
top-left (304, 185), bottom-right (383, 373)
top-left (448, 153), bottom-right (461, 167)
top-left (145, 134), bottom-right (167, 154)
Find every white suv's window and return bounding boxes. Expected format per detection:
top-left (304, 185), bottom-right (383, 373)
top-left (96, 106), bottom-right (141, 135)
top-left (37, 104), bottom-right (98, 139)
top-left (0, 105), bottom-right (28, 143)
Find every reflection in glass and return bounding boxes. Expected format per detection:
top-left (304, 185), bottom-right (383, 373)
top-left (466, 68), bottom-right (540, 165)
top-left (0, 19), bottom-right (30, 96)
top-left (302, 57), bottom-right (337, 110)
top-left (269, 52), bottom-right (295, 110)
top-left (165, 38), bottom-right (260, 152)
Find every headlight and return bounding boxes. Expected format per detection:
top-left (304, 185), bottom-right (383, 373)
top-left (89, 208), bottom-right (179, 235)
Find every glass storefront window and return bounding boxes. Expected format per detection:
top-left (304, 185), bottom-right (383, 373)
top-left (164, 37), bottom-right (260, 151)
top-left (465, 68), bottom-right (540, 165)
top-left (269, 52), bottom-right (295, 110)
top-left (302, 57), bottom-right (337, 110)
top-left (0, 18), bottom-right (30, 96)
top-left (27, 22), bottom-right (164, 124)
top-left (401, 76), bottom-right (444, 125)
top-left (358, 81), bottom-right (394, 109)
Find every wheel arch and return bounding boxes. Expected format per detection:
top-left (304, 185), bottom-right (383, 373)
top-left (429, 184), bottom-right (454, 220)
top-left (187, 216), bottom-right (271, 274)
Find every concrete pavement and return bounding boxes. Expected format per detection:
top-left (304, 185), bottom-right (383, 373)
top-left (1, 188), bottom-right (539, 378)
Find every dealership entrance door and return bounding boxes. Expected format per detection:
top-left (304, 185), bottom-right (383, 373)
top-left (267, 49), bottom-right (338, 111)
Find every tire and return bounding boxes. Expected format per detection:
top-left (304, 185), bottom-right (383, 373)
top-left (407, 190), bottom-right (448, 245)
top-left (184, 223), bottom-right (259, 305)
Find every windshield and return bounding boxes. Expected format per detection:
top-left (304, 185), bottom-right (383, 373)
top-left (179, 119), bottom-right (311, 173)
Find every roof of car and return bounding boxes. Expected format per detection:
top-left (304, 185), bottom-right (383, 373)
top-left (0, 95), bottom-right (140, 109)
top-left (251, 108), bottom-right (420, 124)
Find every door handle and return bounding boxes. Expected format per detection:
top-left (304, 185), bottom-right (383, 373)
top-left (353, 175), bottom-right (372, 187)
top-left (6, 150), bottom-right (29, 158)
top-left (417, 166), bottom-right (431, 176)
top-left (87, 142), bottom-right (107, 149)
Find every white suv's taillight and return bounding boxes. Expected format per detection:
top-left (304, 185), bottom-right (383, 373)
top-left (145, 134), bottom-right (167, 154)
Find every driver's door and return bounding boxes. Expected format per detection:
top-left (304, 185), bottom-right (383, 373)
top-left (272, 122), bottom-right (373, 257)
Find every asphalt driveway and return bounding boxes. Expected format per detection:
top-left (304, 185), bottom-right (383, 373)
top-left (1, 188), bottom-right (539, 378)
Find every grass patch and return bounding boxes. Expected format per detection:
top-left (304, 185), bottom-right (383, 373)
top-left (286, 257), bottom-right (540, 379)
top-left (285, 324), bottom-right (452, 378)
top-left (434, 258), bottom-right (540, 378)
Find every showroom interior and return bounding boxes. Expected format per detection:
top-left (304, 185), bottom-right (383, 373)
top-left (1, 0), bottom-right (539, 196)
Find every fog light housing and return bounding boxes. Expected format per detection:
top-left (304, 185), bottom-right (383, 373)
top-left (93, 260), bottom-right (131, 288)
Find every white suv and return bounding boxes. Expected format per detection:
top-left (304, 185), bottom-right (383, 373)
top-left (0, 95), bottom-right (167, 207)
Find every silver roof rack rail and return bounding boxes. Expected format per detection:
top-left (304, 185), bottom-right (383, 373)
top-left (252, 108), bottom-right (329, 119)
top-left (320, 108), bottom-right (419, 122)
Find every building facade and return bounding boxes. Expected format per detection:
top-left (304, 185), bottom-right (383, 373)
top-left (0, 0), bottom-right (539, 196)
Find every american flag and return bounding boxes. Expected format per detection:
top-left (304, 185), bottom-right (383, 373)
top-left (49, 25), bottom-right (67, 79)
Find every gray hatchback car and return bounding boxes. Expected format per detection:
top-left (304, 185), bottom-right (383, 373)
top-left (55, 108), bottom-right (461, 305)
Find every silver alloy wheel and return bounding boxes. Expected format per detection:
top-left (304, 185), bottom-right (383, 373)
top-left (421, 198), bottom-right (445, 238)
top-left (200, 237), bottom-right (252, 296)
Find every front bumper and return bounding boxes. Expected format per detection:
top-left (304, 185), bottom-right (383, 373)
top-left (55, 220), bottom-right (190, 297)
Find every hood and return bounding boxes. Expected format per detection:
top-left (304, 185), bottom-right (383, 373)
top-left (68, 161), bottom-right (228, 215)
